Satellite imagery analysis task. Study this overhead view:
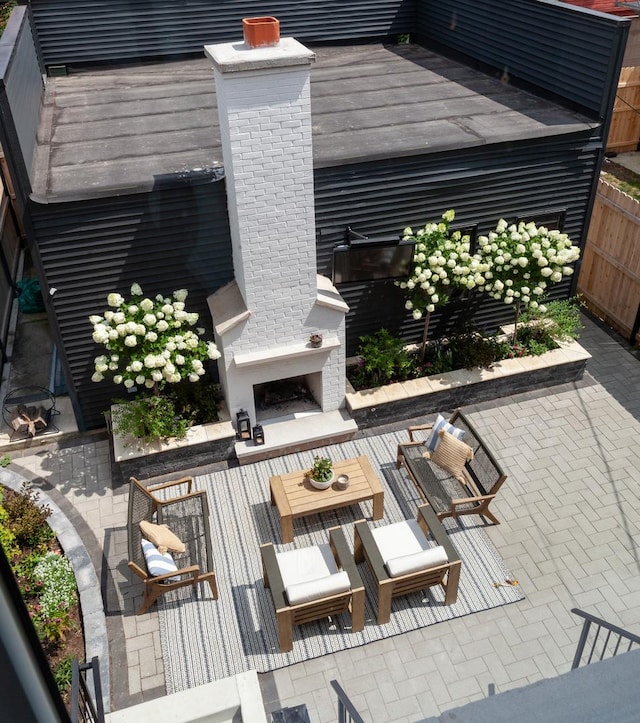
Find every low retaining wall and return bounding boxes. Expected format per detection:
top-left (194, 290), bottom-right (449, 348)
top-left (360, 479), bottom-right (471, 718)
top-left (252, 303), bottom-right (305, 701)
top-left (346, 339), bottom-right (591, 429)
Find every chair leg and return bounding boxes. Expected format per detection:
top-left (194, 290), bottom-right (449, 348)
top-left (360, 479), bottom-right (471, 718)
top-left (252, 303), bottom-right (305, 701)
top-left (137, 584), bottom-right (161, 615)
top-left (276, 610), bottom-right (294, 652)
top-left (444, 560), bottom-right (461, 605)
top-left (350, 589), bottom-right (365, 633)
top-left (377, 580), bottom-right (394, 624)
top-left (206, 572), bottom-right (218, 600)
top-left (481, 507), bottom-right (501, 525)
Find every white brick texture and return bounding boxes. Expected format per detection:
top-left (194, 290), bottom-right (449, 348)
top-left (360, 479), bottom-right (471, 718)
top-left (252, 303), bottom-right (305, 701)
top-left (209, 40), bottom-right (348, 425)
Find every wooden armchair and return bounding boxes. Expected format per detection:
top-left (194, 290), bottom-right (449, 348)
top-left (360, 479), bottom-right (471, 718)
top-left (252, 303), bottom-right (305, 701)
top-left (354, 504), bottom-right (461, 624)
top-left (127, 476), bottom-right (218, 615)
top-left (396, 409), bottom-right (507, 525)
top-left (261, 527), bottom-right (365, 652)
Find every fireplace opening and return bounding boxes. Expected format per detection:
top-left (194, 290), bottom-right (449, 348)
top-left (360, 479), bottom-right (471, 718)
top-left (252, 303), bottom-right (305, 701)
top-left (254, 375), bottom-right (321, 421)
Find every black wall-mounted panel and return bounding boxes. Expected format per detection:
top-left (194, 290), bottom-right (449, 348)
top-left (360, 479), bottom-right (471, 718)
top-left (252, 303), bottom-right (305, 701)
top-left (30, 177), bottom-right (233, 430)
top-left (30, 0), bottom-right (416, 68)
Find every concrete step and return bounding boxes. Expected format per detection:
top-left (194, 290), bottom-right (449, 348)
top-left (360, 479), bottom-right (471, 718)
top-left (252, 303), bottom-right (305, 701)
top-left (234, 409), bottom-right (357, 465)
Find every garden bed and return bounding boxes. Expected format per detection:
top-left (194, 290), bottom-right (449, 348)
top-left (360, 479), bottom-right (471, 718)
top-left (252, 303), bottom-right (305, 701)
top-left (345, 336), bottom-right (591, 428)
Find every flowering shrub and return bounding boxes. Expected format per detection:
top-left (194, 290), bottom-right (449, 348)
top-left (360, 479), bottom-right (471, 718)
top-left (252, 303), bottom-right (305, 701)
top-left (476, 219), bottom-right (580, 337)
top-left (89, 283), bottom-right (221, 393)
top-left (398, 210), bottom-right (482, 320)
top-left (32, 553), bottom-right (77, 643)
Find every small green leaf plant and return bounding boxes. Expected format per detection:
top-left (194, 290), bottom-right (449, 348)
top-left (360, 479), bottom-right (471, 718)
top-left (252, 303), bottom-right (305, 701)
top-left (309, 456), bottom-right (333, 483)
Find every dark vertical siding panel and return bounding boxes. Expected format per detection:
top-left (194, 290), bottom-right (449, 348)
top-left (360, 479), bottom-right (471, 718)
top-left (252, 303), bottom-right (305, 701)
top-left (0, 7), bottom-right (43, 207)
top-left (30, 0), bottom-right (416, 67)
top-left (416, 0), bottom-right (628, 116)
top-left (3, 13), bottom-right (43, 179)
top-left (314, 131), bottom-right (600, 355)
top-left (31, 178), bottom-right (233, 429)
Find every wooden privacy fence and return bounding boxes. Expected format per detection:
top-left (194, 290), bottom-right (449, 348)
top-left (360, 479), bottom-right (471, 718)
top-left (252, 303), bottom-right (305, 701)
top-left (607, 67), bottom-right (640, 153)
top-left (578, 178), bottom-right (640, 345)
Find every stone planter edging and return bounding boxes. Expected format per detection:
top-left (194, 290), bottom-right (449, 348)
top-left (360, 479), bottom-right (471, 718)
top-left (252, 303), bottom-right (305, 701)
top-left (345, 338), bottom-right (591, 429)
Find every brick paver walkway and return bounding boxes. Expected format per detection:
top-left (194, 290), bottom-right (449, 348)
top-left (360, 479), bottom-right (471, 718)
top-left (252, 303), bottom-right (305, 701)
top-left (5, 313), bottom-right (640, 721)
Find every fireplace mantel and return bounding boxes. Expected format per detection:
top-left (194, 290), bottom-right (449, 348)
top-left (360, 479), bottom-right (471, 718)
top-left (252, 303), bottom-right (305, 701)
top-left (233, 336), bottom-right (340, 368)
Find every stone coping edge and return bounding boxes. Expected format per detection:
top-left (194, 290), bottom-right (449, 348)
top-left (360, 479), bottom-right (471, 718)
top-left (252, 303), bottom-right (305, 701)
top-left (0, 469), bottom-right (110, 713)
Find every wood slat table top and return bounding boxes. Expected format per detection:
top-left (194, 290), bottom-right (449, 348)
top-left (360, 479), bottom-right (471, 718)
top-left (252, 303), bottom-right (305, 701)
top-left (269, 455), bottom-right (383, 517)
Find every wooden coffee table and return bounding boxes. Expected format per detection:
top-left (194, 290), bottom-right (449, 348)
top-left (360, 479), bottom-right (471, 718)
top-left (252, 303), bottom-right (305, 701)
top-left (269, 455), bottom-right (384, 543)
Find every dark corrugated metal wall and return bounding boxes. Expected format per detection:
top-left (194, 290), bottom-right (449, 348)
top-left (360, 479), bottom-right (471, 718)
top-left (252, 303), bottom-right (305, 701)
top-left (30, 177), bottom-right (233, 430)
top-left (314, 130), bottom-right (602, 356)
top-left (416, 0), bottom-right (627, 117)
top-left (29, 0), bottom-right (415, 68)
top-left (0, 7), bottom-right (43, 209)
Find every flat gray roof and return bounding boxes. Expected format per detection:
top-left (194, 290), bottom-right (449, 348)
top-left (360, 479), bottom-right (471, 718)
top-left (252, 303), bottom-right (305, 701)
top-left (31, 43), bottom-right (597, 202)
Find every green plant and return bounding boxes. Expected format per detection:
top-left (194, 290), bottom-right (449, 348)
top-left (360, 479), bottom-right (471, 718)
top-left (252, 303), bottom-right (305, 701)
top-left (170, 378), bottom-right (223, 425)
top-left (416, 341), bottom-right (454, 376)
top-left (349, 328), bottom-right (416, 389)
top-left (309, 456), bottom-right (333, 483)
top-left (446, 327), bottom-right (503, 370)
top-left (89, 283), bottom-right (220, 394)
top-left (53, 656), bottom-right (74, 698)
top-left (0, 453), bottom-right (10, 467)
top-left (3, 483), bottom-right (54, 548)
top-left (520, 297), bottom-right (584, 342)
top-left (111, 395), bottom-right (191, 446)
top-left (0, 1), bottom-right (16, 36)
top-left (0, 490), bottom-right (18, 559)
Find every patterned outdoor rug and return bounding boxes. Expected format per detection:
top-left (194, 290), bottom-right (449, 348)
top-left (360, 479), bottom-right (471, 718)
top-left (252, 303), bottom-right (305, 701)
top-left (157, 430), bottom-right (524, 693)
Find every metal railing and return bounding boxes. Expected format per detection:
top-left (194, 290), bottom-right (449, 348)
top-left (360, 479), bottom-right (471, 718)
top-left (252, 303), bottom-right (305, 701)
top-left (571, 608), bottom-right (640, 670)
top-left (70, 656), bottom-right (104, 723)
top-left (330, 680), bottom-right (366, 723)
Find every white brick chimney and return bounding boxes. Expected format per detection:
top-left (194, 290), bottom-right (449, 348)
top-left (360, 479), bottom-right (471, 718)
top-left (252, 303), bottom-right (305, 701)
top-left (205, 34), bottom-right (350, 443)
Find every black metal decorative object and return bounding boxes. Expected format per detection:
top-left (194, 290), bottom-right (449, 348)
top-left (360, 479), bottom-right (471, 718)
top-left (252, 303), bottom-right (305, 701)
top-left (236, 409), bottom-right (251, 440)
top-left (253, 424), bottom-right (265, 445)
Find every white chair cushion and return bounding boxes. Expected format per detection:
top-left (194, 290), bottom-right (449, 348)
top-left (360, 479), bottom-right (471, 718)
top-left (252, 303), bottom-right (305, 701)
top-left (285, 570), bottom-right (351, 605)
top-left (141, 538), bottom-right (179, 580)
top-left (371, 518), bottom-right (429, 561)
top-left (275, 543), bottom-right (338, 588)
top-left (424, 414), bottom-right (465, 452)
top-left (385, 546), bottom-right (448, 577)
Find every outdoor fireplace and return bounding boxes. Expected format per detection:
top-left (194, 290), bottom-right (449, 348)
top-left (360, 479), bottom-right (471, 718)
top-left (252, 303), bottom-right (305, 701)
top-left (254, 374), bottom-right (321, 421)
top-left (205, 31), bottom-right (350, 440)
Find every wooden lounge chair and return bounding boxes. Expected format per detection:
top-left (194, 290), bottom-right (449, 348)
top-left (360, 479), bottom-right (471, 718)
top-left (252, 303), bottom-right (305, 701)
top-left (127, 476), bottom-right (218, 615)
top-left (396, 409), bottom-right (507, 525)
top-left (354, 504), bottom-right (461, 624)
top-left (261, 527), bottom-right (365, 652)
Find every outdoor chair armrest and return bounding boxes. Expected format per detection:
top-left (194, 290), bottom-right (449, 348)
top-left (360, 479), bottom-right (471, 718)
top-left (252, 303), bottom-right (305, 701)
top-left (127, 561), bottom-right (148, 581)
top-left (156, 487), bottom-right (208, 511)
top-left (260, 543), bottom-right (287, 609)
top-left (152, 564), bottom-right (201, 583)
top-left (148, 476), bottom-right (193, 495)
top-left (451, 493), bottom-right (496, 508)
top-left (354, 519), bottom-right (390, 582)
top-left (407, 424), bottom-right (434, 442)
top-left (417, 504), bottom-right (460, 566)
top-left (329, 527), bottom-right (364, 592)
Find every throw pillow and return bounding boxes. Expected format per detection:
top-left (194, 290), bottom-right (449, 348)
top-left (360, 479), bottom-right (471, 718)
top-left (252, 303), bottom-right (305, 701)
top-left (141, 538), bottom-right (179, 580)
top-left (431, 429), bottom-right (473, 483)
top-left (424, 414), bottom-right (465, 452)
top-left (139, 520), bottom-right (186, 554)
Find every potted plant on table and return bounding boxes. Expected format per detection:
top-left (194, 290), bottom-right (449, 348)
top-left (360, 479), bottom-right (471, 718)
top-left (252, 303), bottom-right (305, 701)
top-left (308, 455), bottom-right (334, 490)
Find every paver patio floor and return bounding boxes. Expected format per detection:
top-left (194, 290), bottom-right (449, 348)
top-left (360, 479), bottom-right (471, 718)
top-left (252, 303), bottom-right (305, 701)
top-left (4, 313), bottom-right (640, 722)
